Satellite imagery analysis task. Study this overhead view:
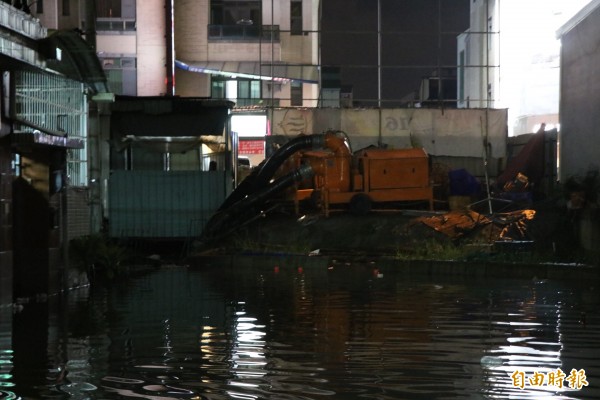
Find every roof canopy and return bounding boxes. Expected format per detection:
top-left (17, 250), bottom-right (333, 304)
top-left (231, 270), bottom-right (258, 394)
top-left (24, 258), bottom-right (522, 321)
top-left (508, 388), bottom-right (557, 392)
top-left (38, 30), bottom-right (111, 95)
top-left (176, 60), bottom-right (319, 84)
top-left (110, 96), bottom-right (234, 137)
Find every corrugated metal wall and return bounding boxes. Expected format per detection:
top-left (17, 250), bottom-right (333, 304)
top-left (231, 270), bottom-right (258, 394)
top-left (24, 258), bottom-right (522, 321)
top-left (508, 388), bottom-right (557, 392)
top-left (67, 187), bottom-right (91, 241)
top-left (108, 170), bottom-right (229, 238)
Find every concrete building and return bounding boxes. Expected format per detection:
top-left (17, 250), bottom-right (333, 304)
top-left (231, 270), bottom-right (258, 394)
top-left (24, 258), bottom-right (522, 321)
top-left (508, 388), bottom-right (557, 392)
top-left (557, 0), bottom-right (600, 182)
top-left (88, 0), bottom-right (320, 105)
top-left (457, 0), bottom-right (500, 110)
top-left (84, 0), bottom-right (323, 205)
top-left (458, 0), bottom-right (591, 136)
top-left (1, 0), bottom-right (109, 303)
top-left (556, 0), bottom-right (600, 260)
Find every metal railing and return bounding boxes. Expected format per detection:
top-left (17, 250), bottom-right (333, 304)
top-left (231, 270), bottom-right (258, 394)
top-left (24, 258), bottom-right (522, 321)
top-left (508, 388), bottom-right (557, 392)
top-left (208, 24), bottom-right (279, 41)
top-left (95, 18), bottom-right (136, 32)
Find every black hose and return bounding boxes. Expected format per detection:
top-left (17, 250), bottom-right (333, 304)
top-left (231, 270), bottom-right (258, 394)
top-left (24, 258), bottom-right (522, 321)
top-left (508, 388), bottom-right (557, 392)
top-left (218, 134), bottom-right (325, 211)
top-left (255, 134), bottom-right (324, 188)
top-left (202, 164), bottom-right (314, 240)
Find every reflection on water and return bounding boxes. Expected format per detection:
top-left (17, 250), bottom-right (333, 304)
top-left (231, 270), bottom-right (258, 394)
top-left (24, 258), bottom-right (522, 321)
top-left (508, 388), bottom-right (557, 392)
top-left (1, 258), bottom-right (599, 399)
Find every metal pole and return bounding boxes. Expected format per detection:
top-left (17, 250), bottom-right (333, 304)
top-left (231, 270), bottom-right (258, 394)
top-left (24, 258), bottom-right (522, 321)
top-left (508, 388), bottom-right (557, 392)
top-left (271, 0), bottom-right (274, 106)
top-left (165, 0), bottom-right (175, 96)
top-left (437, 0), bottom-right (443, 108)
top-left (318, 0), bottom-right (322, 107)
top-left (377, 0), bottom-right (382, 145)
top-left (377, 0), bottom-right (381, 108)
top-left (484, 0), bottom-right (493, 214)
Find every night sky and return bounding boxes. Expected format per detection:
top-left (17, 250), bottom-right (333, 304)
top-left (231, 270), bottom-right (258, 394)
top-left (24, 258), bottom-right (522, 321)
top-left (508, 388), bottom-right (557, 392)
top-left (321, 0), bottom-right (470, 106)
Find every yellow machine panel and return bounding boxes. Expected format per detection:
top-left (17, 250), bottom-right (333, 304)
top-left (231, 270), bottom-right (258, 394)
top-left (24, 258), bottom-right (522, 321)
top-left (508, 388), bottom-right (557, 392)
top-left (363, 149), bottom-right (430, 190)
top-left (367, 158), bottom-right (428, 189)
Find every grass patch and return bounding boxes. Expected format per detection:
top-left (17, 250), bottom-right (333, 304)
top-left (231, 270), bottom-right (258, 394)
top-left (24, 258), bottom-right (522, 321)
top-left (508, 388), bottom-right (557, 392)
top-left (69, 234), bottom-right (130, 283)
top-left (395, 239), bottom-right (467, 261)
top-left (230, 230), bottom-right (311, 255)
top-left (395, 238), bottom-right (592, 265)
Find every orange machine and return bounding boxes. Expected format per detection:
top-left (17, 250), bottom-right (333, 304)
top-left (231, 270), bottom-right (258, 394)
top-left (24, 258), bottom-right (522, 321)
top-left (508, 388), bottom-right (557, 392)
top-left (287, 133), bottom-right (433, 215)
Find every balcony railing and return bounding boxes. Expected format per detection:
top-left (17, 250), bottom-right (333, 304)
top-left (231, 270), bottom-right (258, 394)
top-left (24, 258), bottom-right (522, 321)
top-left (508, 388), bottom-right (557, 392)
top-left (95, 18), bottom-right (136, 32)
top-left (0, 2), bottom-right (47, 39)
top-left (208, 24), bottom-right (279, 41)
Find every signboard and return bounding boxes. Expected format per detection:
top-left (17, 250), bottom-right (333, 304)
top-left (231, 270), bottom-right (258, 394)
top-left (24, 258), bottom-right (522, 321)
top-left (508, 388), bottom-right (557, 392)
top-left (239, 140), bottom-right (264, 155)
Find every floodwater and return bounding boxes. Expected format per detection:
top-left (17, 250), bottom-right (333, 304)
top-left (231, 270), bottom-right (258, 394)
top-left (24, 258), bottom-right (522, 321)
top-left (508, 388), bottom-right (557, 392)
top-left (1, 257), bottom-right (600, 400)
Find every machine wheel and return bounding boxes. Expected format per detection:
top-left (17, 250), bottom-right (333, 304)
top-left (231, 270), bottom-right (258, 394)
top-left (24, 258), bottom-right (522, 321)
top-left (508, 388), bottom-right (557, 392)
top-left (349, 193), bottom-right (372, 215)
top-left (309, 190), bottom-right (322, 209)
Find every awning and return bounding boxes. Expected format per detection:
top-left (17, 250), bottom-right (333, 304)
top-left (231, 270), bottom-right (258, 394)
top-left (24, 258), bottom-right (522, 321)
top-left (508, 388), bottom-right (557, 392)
top-left (38, 30), bottom-right (111, 95)
top-left (175, 60), bottom-right (319, 84)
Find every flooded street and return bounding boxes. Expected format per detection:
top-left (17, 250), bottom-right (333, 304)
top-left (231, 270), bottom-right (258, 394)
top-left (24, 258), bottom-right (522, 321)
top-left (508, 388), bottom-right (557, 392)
top-left (1, 258), bottom-right (600, 399)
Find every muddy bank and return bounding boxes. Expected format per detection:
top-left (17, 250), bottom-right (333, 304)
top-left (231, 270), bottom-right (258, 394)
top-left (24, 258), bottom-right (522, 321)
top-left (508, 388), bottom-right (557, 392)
top-left (192, 196), bottom-right (584, 264)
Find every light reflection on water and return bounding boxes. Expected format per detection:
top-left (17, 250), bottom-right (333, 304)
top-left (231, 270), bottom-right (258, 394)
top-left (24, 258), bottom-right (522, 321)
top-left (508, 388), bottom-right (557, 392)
top-left (0, 258), bottom-right (599, 399)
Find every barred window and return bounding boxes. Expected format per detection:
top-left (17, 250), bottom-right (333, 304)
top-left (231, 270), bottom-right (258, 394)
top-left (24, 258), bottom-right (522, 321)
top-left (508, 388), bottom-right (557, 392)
top-left (14, 71), bottom-right (88, 187)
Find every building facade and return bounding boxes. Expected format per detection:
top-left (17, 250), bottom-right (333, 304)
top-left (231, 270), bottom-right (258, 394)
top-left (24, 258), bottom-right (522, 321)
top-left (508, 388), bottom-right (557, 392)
top-left (88, 0), bottom-right (321, 174)
top-left (1, 0), bottom-right (109, 302)
top-left (557, 0), bottom-right (600, 182)
top-left (90, 0), bottom-right (320, 106)
top-left (458, 0), bottom-right (593, 136)
top-left (556, 0), bottom-right (600, 259)
top-left (457, 0), bottom-right (499, 110)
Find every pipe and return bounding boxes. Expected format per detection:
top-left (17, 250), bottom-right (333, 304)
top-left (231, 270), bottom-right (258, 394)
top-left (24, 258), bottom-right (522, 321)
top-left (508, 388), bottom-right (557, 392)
top-left (323, 132), bottom-right (351, 158)
top-left (203, 164), bottom-right (314, 240)
top-left (219, 133), bottom-right (326, 211)
top-left (255, 134), bottom-right (326, 187)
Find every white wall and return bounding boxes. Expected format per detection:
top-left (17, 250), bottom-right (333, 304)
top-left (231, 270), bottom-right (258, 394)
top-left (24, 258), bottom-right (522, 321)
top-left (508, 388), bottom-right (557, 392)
top-left (558, 4), bottom-right (600, 181)
top-left (269, 108), bottom-right (508, 159)
top-left (174, 0), bottom-right (208, 60)
top-left (136, 0), bottom-right (167, 96)
top-left (97, 35), bottom-right (136, 55)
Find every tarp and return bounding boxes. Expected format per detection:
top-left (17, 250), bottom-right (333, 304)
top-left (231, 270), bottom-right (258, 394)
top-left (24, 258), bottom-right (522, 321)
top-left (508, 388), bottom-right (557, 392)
top-left (496, 131), bottom-right (546, 189)
top-left (412, 209), bottom-right (536, 241)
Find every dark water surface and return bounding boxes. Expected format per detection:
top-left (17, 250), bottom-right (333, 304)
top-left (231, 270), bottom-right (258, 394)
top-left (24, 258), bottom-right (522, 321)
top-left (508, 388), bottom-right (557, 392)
top-left (1, 258), bottom-right (600, 399)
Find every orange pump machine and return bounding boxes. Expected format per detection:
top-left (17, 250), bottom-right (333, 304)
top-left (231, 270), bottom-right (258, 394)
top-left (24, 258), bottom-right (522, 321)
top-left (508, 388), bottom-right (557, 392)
top-left (287, 133), bottom-right (433, 215)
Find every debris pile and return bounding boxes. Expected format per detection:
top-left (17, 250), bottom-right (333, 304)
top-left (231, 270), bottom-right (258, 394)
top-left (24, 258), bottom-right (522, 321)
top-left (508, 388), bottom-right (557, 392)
top-left (410, 209), bottom-right (536, 245)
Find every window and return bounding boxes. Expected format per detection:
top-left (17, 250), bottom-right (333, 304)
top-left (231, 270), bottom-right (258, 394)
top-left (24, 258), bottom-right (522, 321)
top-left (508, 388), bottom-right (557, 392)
top-left (36, 0), bottom-right (43, 13)
top-left (237, 80), bottom-right (261, 106)
top-left (101, 57), bottom-right (137, 95)
top-left (211, 0), bottom-right (261, 26)
top-left (291, 81), bottom-right (302, 106)
top-left (290, 0), bottom-right (302, 35)
top-left (212, 81), bottom-right (226, 99)
top-left (62, 0), bottom-right (70, 16)
top-left (211, 78), bottom-right (262, 106)
top-left (97, 0), bottom-right (122, 18)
